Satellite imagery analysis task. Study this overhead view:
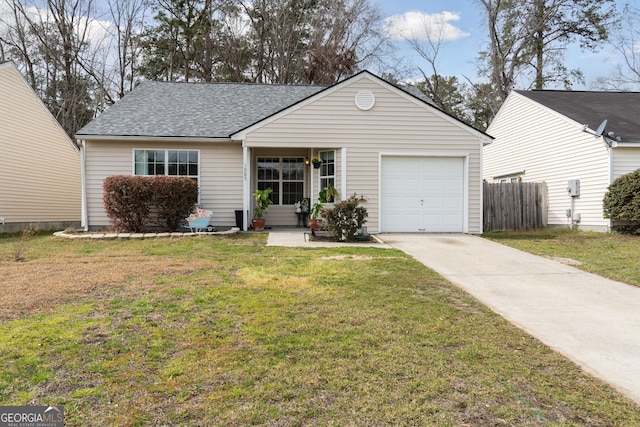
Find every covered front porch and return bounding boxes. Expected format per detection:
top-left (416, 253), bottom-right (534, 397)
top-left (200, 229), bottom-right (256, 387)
top-left (240, 146), bottom-right (342, 231)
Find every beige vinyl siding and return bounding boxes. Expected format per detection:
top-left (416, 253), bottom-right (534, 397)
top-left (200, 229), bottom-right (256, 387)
top-left (0, 63), bottom-right (81, 226)
top-left (485, 93), bottom-right (611, 230)
top-left (243, 75), bottom-right (483, 233)
top-left (85, 140), bottom-right (242, 229)
top-left (612, 148), bottom-right (640, 179)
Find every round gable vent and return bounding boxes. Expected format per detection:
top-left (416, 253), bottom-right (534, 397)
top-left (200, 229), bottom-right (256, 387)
top-left (355, 90), bottom-right (375, 111)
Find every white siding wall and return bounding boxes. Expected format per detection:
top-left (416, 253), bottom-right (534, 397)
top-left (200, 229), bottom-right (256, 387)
top-left (612, 148), bottom-right (640, 178)
top-left (485, 93), bottom-right (611, 230)
top-left (243, 74), bottom-right (484, 233)
top-left (85, 140), bottom-right (242, 229)
top-left (0, 63), bottom-right (81, 227)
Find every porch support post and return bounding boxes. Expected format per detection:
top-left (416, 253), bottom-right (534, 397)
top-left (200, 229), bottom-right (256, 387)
top-left (341, 147), bottom-right (347, 200)
top-left (78, 139), bottom-right (88, 231)
top-left (310, 149), bottom-right (315, 206)
top-left (242, 144), bottom-right (249, 231)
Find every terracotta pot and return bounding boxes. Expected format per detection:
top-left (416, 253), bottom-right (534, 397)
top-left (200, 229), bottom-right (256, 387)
top-left (308, 218), bottom-right (320, 231)
top-left (252, 218), bottom-right (266, 231)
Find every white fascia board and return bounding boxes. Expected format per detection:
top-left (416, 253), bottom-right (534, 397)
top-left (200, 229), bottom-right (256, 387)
top-left (611, 141), bottom-right (640, 148)
top-left (77, 135), bottom-right (233, 143)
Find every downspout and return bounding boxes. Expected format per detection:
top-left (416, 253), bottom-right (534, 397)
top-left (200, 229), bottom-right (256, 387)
top-left (243, 144), bottom-right (249, 231)
top-left (479, 139), bottom-right (485, 234)
top-left (607, 138), bottom-right (614, 232)
top-left (78, 139), bottom-right (88, 231)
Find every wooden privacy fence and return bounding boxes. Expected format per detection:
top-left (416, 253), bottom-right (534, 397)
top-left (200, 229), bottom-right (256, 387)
top-left (483, 182), bottom-right (548, 232)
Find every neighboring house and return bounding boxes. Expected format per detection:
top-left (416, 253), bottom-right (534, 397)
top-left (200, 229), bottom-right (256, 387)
top-left (0, 61), bottom-right (81, 233)
top-left (76, 71), bottom-right (491, 233)
top-left (484, 90), bottom-right (640, 231)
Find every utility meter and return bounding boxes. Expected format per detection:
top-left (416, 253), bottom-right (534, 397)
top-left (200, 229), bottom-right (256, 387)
top-left (568, 180), bottom-right (580, 197)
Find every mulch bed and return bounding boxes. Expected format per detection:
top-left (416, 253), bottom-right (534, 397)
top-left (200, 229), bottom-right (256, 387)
top-left (308, 231), bottom-right (375, 243)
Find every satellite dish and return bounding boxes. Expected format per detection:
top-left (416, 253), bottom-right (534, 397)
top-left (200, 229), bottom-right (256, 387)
top-left (595, 119), bottom-right (608, 136)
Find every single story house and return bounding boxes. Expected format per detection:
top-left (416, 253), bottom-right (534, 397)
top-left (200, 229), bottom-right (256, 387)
top-left (484, 90), bottom-right (640, 231)
top-left (0, 61), bottom-right (81, 233)
top-left (76, 71), bottom-right (492, 233)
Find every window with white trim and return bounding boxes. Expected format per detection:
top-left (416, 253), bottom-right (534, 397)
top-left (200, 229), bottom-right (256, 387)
top-left (318, 150), bottom-right (335, 201)
top-left (134, 149), bottom-right (199, 180)
top-left (500, 177), bottom-right (520, 183)
top-left (257, 157), bottom-right (304, 205)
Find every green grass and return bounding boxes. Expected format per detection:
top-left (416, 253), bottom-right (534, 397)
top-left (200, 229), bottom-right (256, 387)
top-left (484, 228), bottom-right (640, 286)
top-left (0, 233), bottom-right (639, 425)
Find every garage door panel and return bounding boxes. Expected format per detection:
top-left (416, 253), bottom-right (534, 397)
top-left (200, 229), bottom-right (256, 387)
top-left (404, 180), bottom-right (424, 192)
top-left (381, 156), bottom-right (464, 233)
top-left (381, 177), bottom-right (403, 192)
top-left (423, 178), bottom-right (443, 192)
top-left (442, 178), bottom-right (463, 192)
top-left (403, 197), bottom-right (423, 209)
top-left (442, 195), bottom-right (464, 209)
top-left (422, 195), bottom-right (442, 206)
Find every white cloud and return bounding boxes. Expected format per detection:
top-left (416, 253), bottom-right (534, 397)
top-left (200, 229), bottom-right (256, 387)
top-left (384, 11), bottom-right (469, 42)
top-left (0, 2), bottom-right (113, 49)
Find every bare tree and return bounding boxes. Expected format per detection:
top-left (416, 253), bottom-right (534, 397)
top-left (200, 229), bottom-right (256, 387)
top-left (304, 0), bottom-right (386, 85)
top-left (1, 0), bottom-right (106, 136)
top-left (107, 0), bottom-right (149, 98)
top-left (478, 0), bottom-right (615, 101)
top-left (402, 12), bottom-right (454, 112)
top-left (603, 3), bottom-right (640, 90)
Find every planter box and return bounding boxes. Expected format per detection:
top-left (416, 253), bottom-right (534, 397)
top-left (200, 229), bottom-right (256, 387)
top-left (188, 217), bottom-right (210, 232)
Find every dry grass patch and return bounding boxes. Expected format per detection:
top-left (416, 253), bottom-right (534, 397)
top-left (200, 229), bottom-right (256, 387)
top-left (0, 252), bottom-right (220, 321)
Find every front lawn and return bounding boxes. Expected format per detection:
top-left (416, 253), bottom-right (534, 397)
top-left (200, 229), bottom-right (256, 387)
top-left (1, 233), bottom-right (639, 425)
top-left (484, 228), bottom-right (640, 287)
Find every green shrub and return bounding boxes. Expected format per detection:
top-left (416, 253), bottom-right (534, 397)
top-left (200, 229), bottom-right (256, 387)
top-left (103, 176), bottom-right (153, 232)
top-left (103, 176), bottom-right (198, 232)
top-left (324, 195), bottom-right (368, 241)
top-left (152, 176), bottom-right (199, 231)
top-left (603, 169), bottom-right (640, 233)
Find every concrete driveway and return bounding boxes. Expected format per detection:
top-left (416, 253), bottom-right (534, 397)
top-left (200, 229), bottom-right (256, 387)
top-left (379, 233), bottom-right (640, 405)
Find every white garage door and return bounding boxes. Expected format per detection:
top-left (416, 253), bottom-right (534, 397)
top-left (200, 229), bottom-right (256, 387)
top-left (381, 156), bottom-right (464, 232)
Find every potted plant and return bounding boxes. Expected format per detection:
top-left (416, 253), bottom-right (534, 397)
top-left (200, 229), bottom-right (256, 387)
top-left (311, 156), bottom-right (322, 169)
top-left (308, 185), bottom-right (338, 231)
top-left (252, 187), bottom-right (272, 231)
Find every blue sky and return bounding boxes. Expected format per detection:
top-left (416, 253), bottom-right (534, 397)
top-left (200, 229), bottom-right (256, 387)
top-left (376, 0), bottom-right (633, 90)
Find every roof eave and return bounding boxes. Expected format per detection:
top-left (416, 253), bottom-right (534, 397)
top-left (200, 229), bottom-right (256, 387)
top-left (611, 141), bottom-right (640, 148)
top-left (75, 134), bottom-right (234, 143)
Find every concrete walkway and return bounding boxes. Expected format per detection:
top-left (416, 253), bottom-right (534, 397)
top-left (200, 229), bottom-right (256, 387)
top-left (379, 233), bottom-right (640, 405)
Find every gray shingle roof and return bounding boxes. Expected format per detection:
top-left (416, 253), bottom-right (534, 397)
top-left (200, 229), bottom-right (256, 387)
top-left (517, 90), bottom-right (640, 143)
top-left (77, 81), bottom-right (325, 138)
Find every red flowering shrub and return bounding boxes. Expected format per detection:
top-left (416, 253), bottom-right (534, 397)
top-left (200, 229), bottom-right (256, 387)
top-left (103, 176), bottom-right (198, 232)
top-left (151, 176), bottom-right (198, 231)
top-left (103, 176), bottom-right (153, 232)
